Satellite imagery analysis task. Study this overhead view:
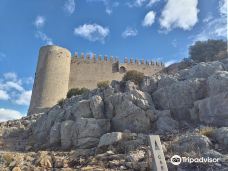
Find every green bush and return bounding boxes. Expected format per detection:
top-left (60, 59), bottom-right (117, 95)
top-left (97, 80), bottom-right (110, 89)
top-left (67, 88), bottom-right (89, 98)
top-left (122, 70), bottom-right (144, 85)
top-left (189, 39), bottom-right (227, 62)
top-left (57, 98), bottom-right (65, 108)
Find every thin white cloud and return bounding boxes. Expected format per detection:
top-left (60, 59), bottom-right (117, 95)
top-left (219, 0), bottom-right (227, 16)
top-left (133, 0), bottom-right (147, 7)
top-left (15, 90), bottom-right (32, 105)
top-left (0, 72), bottom-right (32, 106)
top-left (3, 72), bottom-right (18, 82)
top-left (0, 90), bottom-right (9, 100)
top-left (35, 31), bottom-right (53, 45)
top-left (0, 108), bottom-right (23, 122)
top-left (160, 0), bottom-right (199, 31)
top-left (34, 16), bottom-right (45, 28)
top-left (192, 0), bottom-right (227, 42)
top-left (122, 27), bottom-right (138, 38)
top-left (105, 1), bottom-right (119, 15)
top-left (64, 0), bottom-right (76, 15)
top-left (0, 52), bottom-right (6, 61)
top-left (142, 11), bottom-right (156, 27)
top-left (147, 0), bottom-right (159, 7)
top-left (203, 14), bottom-right (213, 23)
top-left (87, 0), bottom-right (119, 15)
top-left (165, 59), bottom-right (178, 67)
top-left (127, 0), bottom-right (159, 7)
top-left (74, 24), bottom-right (109, 43)
top-left (3, 81), bottom-right (24, 92)
top-left (33, 16), bottom-right (54, 45)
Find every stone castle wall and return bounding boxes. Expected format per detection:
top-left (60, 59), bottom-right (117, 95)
top-left (69, 53), bottom-right (163, 89)
top-left (28, 45), bottom-right (164, 115)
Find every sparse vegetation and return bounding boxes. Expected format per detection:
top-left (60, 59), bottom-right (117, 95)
top-left (122, 70), bottom-right (144, 85)
top-left (97, 80), bottom-right (110, 89)
top-left (57, 98), bottom-right (65, 108)
top-left (67, 88), bottom-right (89, 98)
top-left (199, 126), bottom-right (215, 137)
top-left (189, 39), bottom-right (227, 62)
top-left (3, 153), bottom-right (14, 165)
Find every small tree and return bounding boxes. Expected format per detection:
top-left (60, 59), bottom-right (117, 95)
top-left (97, 80), bottom-right (110, 89)
top-left (80, 87), bottom-right (89, 94)
top-left (67, 88), bottom-right (89, 98)
top-left (189, 39), bottom-right (227, 62)
top-left (122, 70), bottom-right (144, 85)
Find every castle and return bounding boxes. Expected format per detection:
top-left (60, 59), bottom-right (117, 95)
top-left (28, 45), bottom-right (164, 115)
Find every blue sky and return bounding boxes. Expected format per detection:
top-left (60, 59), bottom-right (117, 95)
top-left (0, 0), bottom-right (227, 121)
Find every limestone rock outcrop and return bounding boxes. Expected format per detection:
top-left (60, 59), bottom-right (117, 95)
top-left (152, 78), bottom-right (207, 120)
top-left (194, 92), bottom-right (228, 126)
top-left (0, 58), bottom-right (228, 170)
top-left (213, 127), bottom-right (228, 148)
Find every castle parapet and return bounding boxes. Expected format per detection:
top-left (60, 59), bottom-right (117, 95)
top-left (130, 58), bottom-right (133, 64)
top-left (72, 52), bottom-right (164, 67)
top-left (98, 55), bottom-right (102, 61)
top-left (110, 56), bottom-right (113, 62)
top-left (124, 57), bottom-right (128, 63)
top-left (86, 54), bottom-right (90, 60)
top-left (104, 55), bottom-right (108, 61)
top-left (135, 59), bottom-right (139, 64)
top-left (92, 54), bottom-right (96, 61)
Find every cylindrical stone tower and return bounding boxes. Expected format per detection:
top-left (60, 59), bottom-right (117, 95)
top-left (28, 45), bottom-right (71, 115)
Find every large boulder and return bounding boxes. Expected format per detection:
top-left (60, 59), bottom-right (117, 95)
top-left (60, 120), bottom-right (74, 150)
top-left (32, 106), bottom-right (65, 144)
top-left (70, 100), bottom-right (93, 119)
top-left (194, 92), bottom-right (228, 127)
top-left (155, 110), bottom-right (178, 133)
top-left (141, 74), bottom-right (178, 93)
top-left (90, 95), bottom-right (104, 119)
top-left (98, 132), bottom-right (124, 148)
top-left (140, 76), bottom-right (158, 93)
top-left (163, 59), bottom-right (195, 75)
top-left (152, 78), bottom-right (207, 120)
top-left (213, 127), bottom-right (228, 148)
top-left (104, 88), bottom-right (154, 133)
top-left (111, 98), bottom-right (151, 133)
top-left (178, 61), bottom-right (224, 80)
top-left (221, 58), bottom-right (228, 71)
top-left (49, 122), bottom-right (61, 145)
top-left (157, 75), bottom-right (178, 89)
top-left (73, 118), bottom-right (110, 149)
top-left (129, 89), bottom-right (154, 110)
top-left (207, 71), bottom-right (228, 96)
top-left (172, 134), bottom-right (212, 154)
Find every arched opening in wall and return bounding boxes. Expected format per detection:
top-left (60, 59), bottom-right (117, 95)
top-left (112, 62), bottom-right (119, 72)
top-left (119, 66), bottom-right (126, 74)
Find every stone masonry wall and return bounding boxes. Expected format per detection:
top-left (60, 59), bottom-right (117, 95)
top-left (28, 46), bottom-right (71, 115)
top-left (69, 54), bottom-right (163, 89)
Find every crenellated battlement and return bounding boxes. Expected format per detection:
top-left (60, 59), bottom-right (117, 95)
top-left (71, 52), bottom-right (164, 66)
top-left (72, 52), bottom-right (119, 63)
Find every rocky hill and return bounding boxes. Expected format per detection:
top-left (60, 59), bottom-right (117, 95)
top-left (0, 58), bottom-right (228, 171)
